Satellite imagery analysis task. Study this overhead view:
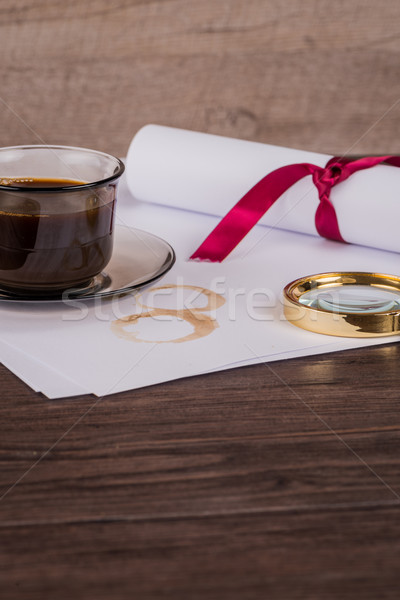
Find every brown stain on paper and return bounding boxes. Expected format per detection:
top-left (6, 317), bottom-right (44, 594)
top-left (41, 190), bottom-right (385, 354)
top-left (111, 284), bottom-right (226, 344)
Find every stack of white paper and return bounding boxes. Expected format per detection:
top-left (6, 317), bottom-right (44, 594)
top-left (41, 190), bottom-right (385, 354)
top-left (0, 128), bottom-right (398, 399)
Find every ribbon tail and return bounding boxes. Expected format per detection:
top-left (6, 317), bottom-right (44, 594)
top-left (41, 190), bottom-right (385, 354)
top-left (315, 197), bottom-right (345, 242)
top-left (190, 163), bottom-right (316, 262)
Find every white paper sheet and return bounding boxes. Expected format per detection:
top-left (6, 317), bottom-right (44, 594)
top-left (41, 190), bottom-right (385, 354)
top-left (127, 125), bottom-right (400, 255)
top-left (0, 338), bottom-right (89, 397)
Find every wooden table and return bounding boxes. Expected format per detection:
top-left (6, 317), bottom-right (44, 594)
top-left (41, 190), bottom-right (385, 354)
top-left (1, 341), bottom-right (400, 599)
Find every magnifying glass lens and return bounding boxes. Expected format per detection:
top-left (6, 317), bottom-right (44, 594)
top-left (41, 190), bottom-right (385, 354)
top-left (299, 285), bottom-right (400, 313)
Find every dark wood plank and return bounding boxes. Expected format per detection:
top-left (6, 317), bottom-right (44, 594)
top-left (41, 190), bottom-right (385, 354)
top-left (2, 507), bottom-right (400, 599)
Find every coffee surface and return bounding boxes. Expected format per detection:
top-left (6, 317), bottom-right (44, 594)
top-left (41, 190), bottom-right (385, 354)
top-left (0, 177), bottom-right (87, 188)
top-left (0, 177), bottom-right (116, 292)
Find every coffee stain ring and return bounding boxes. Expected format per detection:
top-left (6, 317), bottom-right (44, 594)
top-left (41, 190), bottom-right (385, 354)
top-left (111, 284), bottom-right (226, 344)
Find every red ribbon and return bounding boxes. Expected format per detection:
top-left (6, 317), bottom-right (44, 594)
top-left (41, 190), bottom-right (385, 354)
top-left (190, 155), bottom-right (400, 262)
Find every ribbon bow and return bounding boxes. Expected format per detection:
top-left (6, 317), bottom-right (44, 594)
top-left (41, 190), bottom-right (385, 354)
top-left (190, 154), bottom-right (400, 262)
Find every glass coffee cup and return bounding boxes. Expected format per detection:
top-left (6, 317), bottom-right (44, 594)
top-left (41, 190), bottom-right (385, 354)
top-left (0, 145), bottom-right (124, 294)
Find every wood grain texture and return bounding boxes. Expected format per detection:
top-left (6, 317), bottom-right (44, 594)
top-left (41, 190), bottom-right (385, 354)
top-left (1, 343), bottom-right (400, 598)
top-left (1, 0), bottom-right (400, 156)
top-left (2, 507), bottom-right (400, 599)
top-left (1, 2), bottom-right (400, 598)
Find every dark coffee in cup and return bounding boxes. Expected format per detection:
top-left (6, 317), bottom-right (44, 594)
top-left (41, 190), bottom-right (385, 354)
top-left (0, 146), bottom-right (124, 295)
top-left (0, 177), bottom-right (116, 292)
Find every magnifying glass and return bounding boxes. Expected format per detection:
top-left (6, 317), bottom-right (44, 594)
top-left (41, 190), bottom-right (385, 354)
top-left (283, 272), bottom-right (400, 337)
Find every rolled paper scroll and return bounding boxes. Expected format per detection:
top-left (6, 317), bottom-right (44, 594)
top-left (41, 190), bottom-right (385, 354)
top-left (126, 125), bottom-right (400, 258)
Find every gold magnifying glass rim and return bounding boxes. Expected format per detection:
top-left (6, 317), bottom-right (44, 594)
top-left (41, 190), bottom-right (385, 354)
top-left (283, 271), bottom-right (400, 338)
